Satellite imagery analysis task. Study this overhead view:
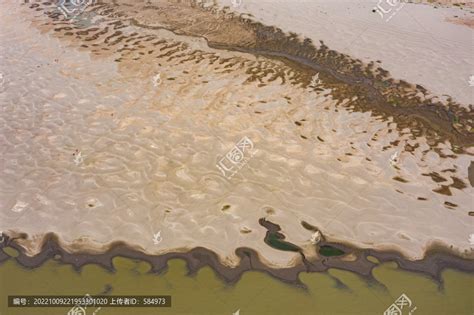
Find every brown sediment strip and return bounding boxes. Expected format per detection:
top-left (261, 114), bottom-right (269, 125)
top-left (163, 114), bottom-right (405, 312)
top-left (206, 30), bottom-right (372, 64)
top-left (102, 0), bottom-right (474, 151)
top-left (468, 161), bottom-right (474, 187)
top-left (1, 233), bottom-right (473, 287)
top-left (21, 0), bottom-right (474, 152)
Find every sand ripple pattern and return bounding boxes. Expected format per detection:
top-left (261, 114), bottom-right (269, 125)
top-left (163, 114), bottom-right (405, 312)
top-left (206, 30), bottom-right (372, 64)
top-left (0, 1), bottom-right (472, 265)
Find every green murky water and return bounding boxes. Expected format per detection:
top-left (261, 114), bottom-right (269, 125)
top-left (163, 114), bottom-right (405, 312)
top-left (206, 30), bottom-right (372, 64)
top-left (266, 233), bottom-right (300, 252)
top-left (0, 253), bottom-right (472, 315)
top-left (318, 245), bottom-right (345, 257)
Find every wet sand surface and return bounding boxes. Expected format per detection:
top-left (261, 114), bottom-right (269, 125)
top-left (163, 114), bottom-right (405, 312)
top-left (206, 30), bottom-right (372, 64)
top-left (0, 0), bottom-right (473, 276)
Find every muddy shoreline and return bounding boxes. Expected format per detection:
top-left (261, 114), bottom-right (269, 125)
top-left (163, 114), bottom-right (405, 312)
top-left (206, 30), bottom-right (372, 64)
top-left (4, 0), bottom-right (472, 288)
top-left (1, 233), bottom-right (473, 287)
top-left (22, 0), bottom-right (474, 152)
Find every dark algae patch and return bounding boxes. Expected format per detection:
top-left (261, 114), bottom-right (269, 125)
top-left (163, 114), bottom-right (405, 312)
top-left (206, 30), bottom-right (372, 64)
top-left (319, 245), bottom-right (345, 257)
top-left (259, 218), bottom-right (301, 252)
top-left (266, 232), bottom-right (301, 252)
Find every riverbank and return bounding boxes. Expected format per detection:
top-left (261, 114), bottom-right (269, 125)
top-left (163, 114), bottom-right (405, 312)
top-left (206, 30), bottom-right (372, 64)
top-left (1, 249), bottom-right (473, 315)
top-left (0, 0), bottom-right (472, 274)
top-left (2, 232), bottom-right (473, 285)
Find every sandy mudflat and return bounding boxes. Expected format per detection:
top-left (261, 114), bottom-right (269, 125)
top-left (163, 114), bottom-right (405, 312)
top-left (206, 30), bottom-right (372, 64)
top-left (219, 0), bottom-right (474, 106)
top-left (0, 0), bottom-right (473, 269)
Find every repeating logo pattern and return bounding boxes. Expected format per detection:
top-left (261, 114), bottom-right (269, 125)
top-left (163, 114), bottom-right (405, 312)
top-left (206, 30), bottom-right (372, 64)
top-left (216, 136), bottom-right (255, 179)
top-left (373, 0), bottom-right (405, 22)
top-left (384, 293), bottom-right (417, 315)
top-left (57, 0), bottom-right (94, 19)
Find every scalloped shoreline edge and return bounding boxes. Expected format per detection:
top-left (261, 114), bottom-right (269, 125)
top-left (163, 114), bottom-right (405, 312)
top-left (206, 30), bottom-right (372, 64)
top-left (1, 232), bottom-right (473, 288)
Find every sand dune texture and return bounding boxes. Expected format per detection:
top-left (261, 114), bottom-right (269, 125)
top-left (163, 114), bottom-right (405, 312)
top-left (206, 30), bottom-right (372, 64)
top-left (0, 0), bottom-right (473, 270)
